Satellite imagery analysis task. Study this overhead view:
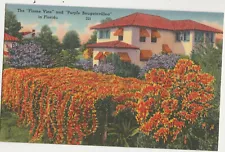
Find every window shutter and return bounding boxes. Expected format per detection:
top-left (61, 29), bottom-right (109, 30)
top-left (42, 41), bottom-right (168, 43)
top-left (97, 31), bottom-right (101, 39)
top-left (176, 32), bottom-right (180, 41)
top-left (185, 32), bottom-right (190, 41)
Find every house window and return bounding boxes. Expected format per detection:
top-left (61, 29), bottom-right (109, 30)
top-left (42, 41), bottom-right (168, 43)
top-left (98, 29), bottom-right (110, 39)
top-left (205, 32), bottom-right (214, 43)
top-left (118, 35), bottom-right (123, 41)
top-left (140, 36), bottom-right (146, 42)
top-left (176, 31), bottom-right (190, 42)
top-left (184, 31), bottom-right (190, 41)
top-left (12, 42), bottom-right (18, 48)
top-left (151, 37), bottom-right (157, 43)
top-left (195, 31), bottom-right (204, 42)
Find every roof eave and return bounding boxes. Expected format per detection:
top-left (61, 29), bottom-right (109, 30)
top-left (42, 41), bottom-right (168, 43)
top-left (87, 46), bottom-right (138, 49)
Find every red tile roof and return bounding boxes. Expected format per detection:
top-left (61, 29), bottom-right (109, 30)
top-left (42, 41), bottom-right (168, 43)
top-left (171, 20), bottom-right (222, 33)
top-left (4, 33), bottom-right (19, 41)
top-left (87, 41), bottom-right (139, 49)
top-left (21, 31), bottom-right (32, 36)
top-left (90, 13), bottom-right (223, 33)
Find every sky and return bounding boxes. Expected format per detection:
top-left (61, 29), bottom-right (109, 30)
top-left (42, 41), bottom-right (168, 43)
top-left (5, 4), bottom-right (224, 44)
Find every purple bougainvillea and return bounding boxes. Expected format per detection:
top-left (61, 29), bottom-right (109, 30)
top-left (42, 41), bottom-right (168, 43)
top-left (93, 62), bottom-right (115, 74)
top-left (7, 42), bottom-right (53, 68)
top-left (75, 59), bottom-right (93, 70)
top-left (139, 54), bottom-right (180, 78)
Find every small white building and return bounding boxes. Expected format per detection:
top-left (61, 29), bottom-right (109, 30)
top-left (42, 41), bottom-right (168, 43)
top-left (3, 33), bottom-right (19, 57)
top-left (87, 12), bottom-right (223, 67)
top-left (20, 29), bottom-right (36, 39)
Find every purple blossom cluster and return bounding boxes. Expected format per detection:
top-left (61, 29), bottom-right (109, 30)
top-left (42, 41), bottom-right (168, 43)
top-left (7, 42), bottom-right (53, 68)
top-left (139, 54), bottom-right (180, 78)
top-left (93, 62), bottom-right (115, 74)
top-left (75, 59), bottom-right (93, 70)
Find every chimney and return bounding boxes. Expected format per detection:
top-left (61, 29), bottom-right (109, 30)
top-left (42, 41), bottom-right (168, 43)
top-left (32, 29), bottom-right (35, 38)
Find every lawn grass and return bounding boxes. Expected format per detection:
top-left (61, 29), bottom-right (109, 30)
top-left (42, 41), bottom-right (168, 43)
top-left (0, 110), bottom-right (30, 143)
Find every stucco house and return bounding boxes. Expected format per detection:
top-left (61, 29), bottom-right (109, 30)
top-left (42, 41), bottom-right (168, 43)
top-left (3, 33), bottom-right (19, 57)
top-left (87, 12), bottom-right (223, 67)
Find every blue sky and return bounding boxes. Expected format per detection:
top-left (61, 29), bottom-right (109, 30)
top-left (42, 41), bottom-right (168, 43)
top-left (5, 4), bottom-right (224, 43)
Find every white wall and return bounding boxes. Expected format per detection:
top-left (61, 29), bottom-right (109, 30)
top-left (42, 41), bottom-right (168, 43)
top-left (97, 28), bottom-right (118, 43)
top-left (173, 31), bottom-right (194, 56)
top-left (131, 27), bottom-right (176, 54)
top-left (96, 27), bottom-right (133, 44)
top-left (96, 26), bottom-right (217, 58)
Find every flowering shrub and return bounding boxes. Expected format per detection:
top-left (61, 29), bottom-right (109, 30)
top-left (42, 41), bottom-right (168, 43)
top-left (93, 62), bottom-right (115, 74)
top-left (139, 54), bottom-right (180, 78)
top-left (7, 42), bottom-right (52, 68)
top-left (114, 59), bottom-right (215, 144)
top-left (2, 67), bottom-right (144, 144)
top-left (2, 59), bottom-right (215, 145)
top-left (75, 59), bottom-right (93, 70)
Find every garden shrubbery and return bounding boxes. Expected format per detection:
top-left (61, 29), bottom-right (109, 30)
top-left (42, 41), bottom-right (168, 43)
top-left (105, 54), bottom-right (140, 78)
top-left (75, 53), bottom-right (140, 78)
top-left (93, 62), bottom-right (115, 74)
top-left (2, 38), bottom-right (222, 150)
top-left (139, 53), bottom-right (180, 78)
top-left (7, 42), bottom-right (53, 68)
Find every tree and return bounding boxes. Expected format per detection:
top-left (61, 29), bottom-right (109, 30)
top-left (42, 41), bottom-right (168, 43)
top-left (7, 42), bottom-right (52, 68)
top-left (100, 17), bottom-right (113, 24)
top-left (36, 25), bottom-right (62, 56)
top-left (5, 9), bottom-right (22, 39)
top-left (35, 25), bottom-right (62, 66)
top-left (62, 30), bottom-right (81, 50)
top-left (54, 49), bottom-right (79, 67)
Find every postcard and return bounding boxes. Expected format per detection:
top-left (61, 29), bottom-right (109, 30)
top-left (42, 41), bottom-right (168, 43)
top-left (0, 3), bottom-right (224, 152)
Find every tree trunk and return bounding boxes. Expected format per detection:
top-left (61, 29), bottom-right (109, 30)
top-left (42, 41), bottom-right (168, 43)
top-left (102, 111), bottom-right (108, 145)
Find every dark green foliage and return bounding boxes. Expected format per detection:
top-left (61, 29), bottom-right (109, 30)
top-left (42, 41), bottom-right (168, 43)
top-left (0, 108), bottom-right (30, 142)
top-left (83, 97), bottom-right (139, 147)
top-left (4, 9), bottom-right (22, 39)
top-left (190, 42), bottom-right (222, 151)
top-left (83, 97), bottom-right (116, 146)
top-left (35, 25), bottom-right (62, 59)
top-left (100, 17), bottom-right (112, 24)
top-left (106, 54), bottom-right (140, 78)
top-left (54, 49), bottom-right (79, 67)
top-left (137, 123), bottom-right (216, 150)
top-left (62, 30), bottom-right (81, 50)
top-left (107, 110), bottom-right (139, 147)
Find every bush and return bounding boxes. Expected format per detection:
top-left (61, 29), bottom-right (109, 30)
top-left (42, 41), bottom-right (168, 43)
top-left (54, 49), bottom-right (79, 67)
top-left (75, 59), bottom-right (93, 70)
top-left (93, 62), bottom-right (115, 74)
top-left (7, 42), bottom-right (52, 68)
top-left (114, 59), bottom-right (215, 149)
top-left (190, 43), bottom-right (222, 150)
top-left (2, 67), bottom-right (144, 144)
top-left (106, 54), bottom-right (140, 78)
top-left (139, 54), bottom-right (180, 78)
